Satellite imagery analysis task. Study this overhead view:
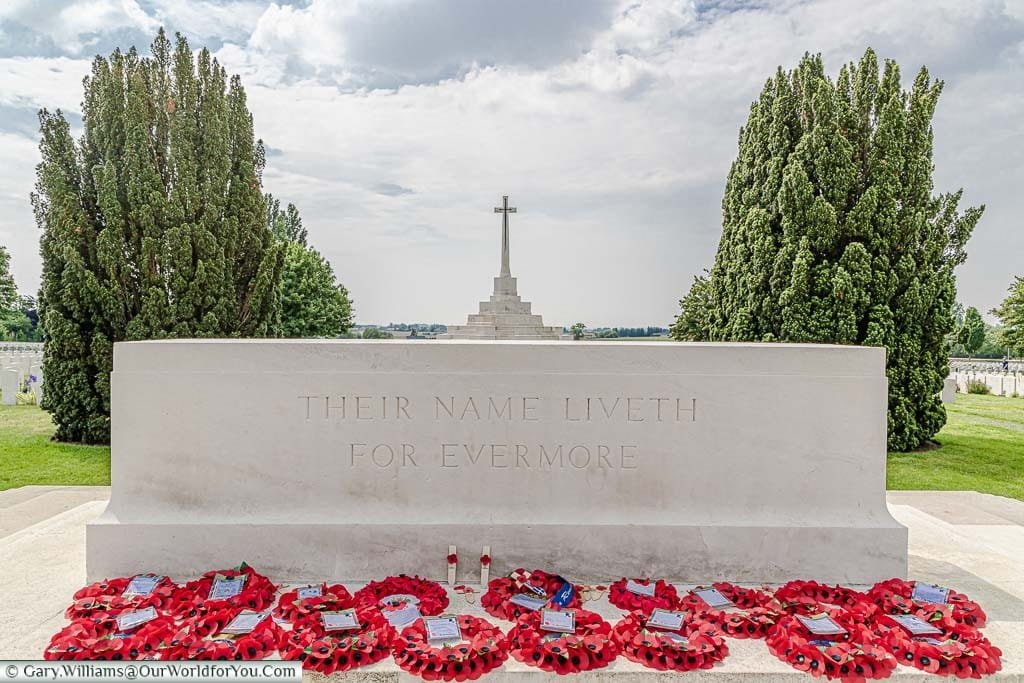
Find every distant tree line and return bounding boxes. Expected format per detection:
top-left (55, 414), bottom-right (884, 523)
top-left (387, 323), bottom-right (448, 333)
top-left (615, 326), bottom-right (668, 337)
top-left (950, 278), bottom-right (1024, 359)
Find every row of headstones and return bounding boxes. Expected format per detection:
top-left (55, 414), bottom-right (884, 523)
top-left (0, 341), bottom-right (42, 352)
top-left (949, 359), bottom-right (1022, 373)
top-left (1, 350), bottom-right (43, 406)
top-left (951, 371), bottom-right (1024, 397)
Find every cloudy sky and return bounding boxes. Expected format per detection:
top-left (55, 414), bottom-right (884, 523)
top-left (0, 0), bottom-right (1021, 327)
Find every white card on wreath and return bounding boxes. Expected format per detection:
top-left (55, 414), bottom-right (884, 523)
top-left (297, 585), bottom-right (323, 600)
top-left (509, 593), bottom-right (548, 611)
top-left (646, 608), bottom-right (686, 631)
top-left (115, 606), bottom-right (157, 632)
top-left (911, 583), bottom-right (950, 604)
top-left (322, 609), bottom-right (360, 632)
top-left (891, 615), bottom-right (943, 636)
top-left (425, 616), bottom-right (463, 645)
top-left (385, 605), bottom-right (422, 629)
top-left (221, 610), bottom-right (268, 635)
top-left (625, 580), bottom-right (657, 596)
top-left (796, 614), bottom-right (848, 636)
top-left (381, 593), bottom-right (421, 607)
top-left (540, 609), bottom-right (576, 634)
top-left (692, 587), bottom-right (734, 609)
top-left (209, 575), bottom-right (246, 600)
top-left (660, 632), bottom-right (689, 645)
top-left (122, 575), bottom-right (162, 597)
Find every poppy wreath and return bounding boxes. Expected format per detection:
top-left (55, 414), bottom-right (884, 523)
top-left (679, 583), bottom-right (782, 639)
top-left (392, 614), bottom-right (508, 681)
top-left (66, 575), bottom-right (183, 619)
top-left (507, 608), bottom-right (618, 674)
top-left (353, 575), bottom-right (449, 617)
top-left (163, 608), bottom-right (281, 660)
top-left (612, 610), bottom-right (729, 672)
top-left (174, 564), bottom-right (278, 619)
top-left (875, 614), bottom-right (1002, 678)
top-left (277, 605), bottom-right (394, 674)
top-left (44, 613), bottom-right (177, 661)
top-left (867, 579), bottom-right (987, 629)
top-left (765, 607), bottom-right (897, 681)
top-left (481, 569), bottom-right (584, 622)
top-left (273, 583), bottom-right (355, 623)
top-left (607, 578), bottom-right (679, 614)
top-left (774, 580), bottom-right (876, 621)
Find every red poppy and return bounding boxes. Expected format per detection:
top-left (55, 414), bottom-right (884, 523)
top-left (677, 583), bottom-right (782, 639)
top-left (162, 607), bottom-right (281, 661)
top-left (607, 578), bottom-right (680, 614)
top-left (273, 582), bottom-right (354, 624)
top-left (479, 555), bottom-right (491, 567)
top-left (353, 575), bottom-right (449, 617)
top-left (480, 568), bottom-right (584, 622)
top-left (278, 605), bottom-right (393, 674)
top-left (765, 607), bottom-right (897, 681)
top-left (873, 612), bottom-right (1002, 677)
top-left (391, 613), bottom-right (507, 681)
top-left (507, 608), bottom-right (617, 673)
top-left (866, 578), bottom-right (987, 629)
top-left (44, 613), bottom-right (176, 661)
top-left (611, 609), bottom-right (729, 672)
top-left (173, 563), bottom-right (278, 619)
top-left (447, 554), bottom-right (458, 565)
top-left (66, 575), bottom-right (184, 620)
top-left (774, 580), bottom-right (877, 623)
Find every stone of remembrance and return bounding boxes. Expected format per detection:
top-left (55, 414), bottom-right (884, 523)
top-left (88, 340), bottom-right (907, 583)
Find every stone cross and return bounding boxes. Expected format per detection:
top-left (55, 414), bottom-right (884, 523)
top-left (494, 195), bottom-right (517, 277)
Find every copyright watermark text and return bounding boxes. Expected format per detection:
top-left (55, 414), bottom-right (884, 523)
top-left (1, 662), bottom-right (301, 683)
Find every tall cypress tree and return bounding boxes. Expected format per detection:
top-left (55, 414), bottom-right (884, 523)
top-left (671, 49), bottom-right (982, 451)
top-left (33, 29), bottom-right (283, 444)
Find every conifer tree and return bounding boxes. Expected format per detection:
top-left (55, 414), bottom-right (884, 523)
top-left (992, 276), bottom-right (1024, 355)
top-left (266, 193), bottom-right (308, 246)
top-left (671, 49), bottom-right (982, 451)
top-left (0, 246), bottom-right (17, 315)
top-left (33, 29), bottom-right (283, 443)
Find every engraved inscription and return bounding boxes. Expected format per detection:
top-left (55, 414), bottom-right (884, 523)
top-left (300, 394), bottom-right (696, 471)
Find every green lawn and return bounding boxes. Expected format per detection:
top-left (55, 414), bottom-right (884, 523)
top-left (887, 393), bottom-right (1024, 501)
top-left (1, 394), bottom-right (1022, 499)
top-left (0, 404), bottom-right (110, 490)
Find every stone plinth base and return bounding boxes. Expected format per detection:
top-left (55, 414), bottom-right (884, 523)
top-left (88, 519), bottom-right (905, 584)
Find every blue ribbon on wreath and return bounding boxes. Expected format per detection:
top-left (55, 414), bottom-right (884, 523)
top-left (550, 578), bottom-right (576, 607)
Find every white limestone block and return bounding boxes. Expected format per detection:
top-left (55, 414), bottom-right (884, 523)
top-left (88, 340), bottom-right (907, 584)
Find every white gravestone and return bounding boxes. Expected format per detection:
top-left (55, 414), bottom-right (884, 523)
top-left (1, 368), bottom-right (18, 405)
top-left (941, 376), bottom-right (957, 404)
top-left (88, 340), bottom-right (907, 583)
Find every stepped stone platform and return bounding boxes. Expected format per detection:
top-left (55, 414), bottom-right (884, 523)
top-left (443, 275), bottom-right (566, 340)
top-left (0, 486), bottom-right (1021, 679)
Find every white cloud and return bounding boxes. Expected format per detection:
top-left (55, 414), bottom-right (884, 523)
top-left (147, 0), bottom-right (266, 44)
top-left (0, 0), bottom-right (157, 56)
top-left (0, 0), bottom-right (1021, 326)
